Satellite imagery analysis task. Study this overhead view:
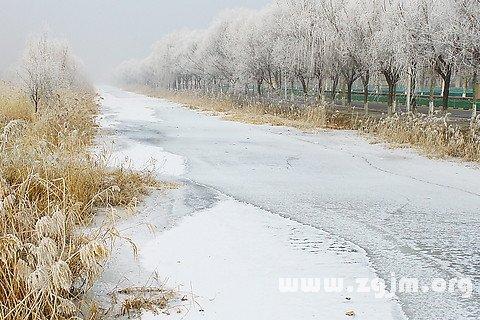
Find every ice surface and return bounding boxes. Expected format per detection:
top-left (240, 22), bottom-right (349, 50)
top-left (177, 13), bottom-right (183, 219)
top-left (141, 199), bottom-right (405, 320)
top-left (97, 89), bottom-right (186, 177)
top-left (96, 86), bottom-right (479, 320)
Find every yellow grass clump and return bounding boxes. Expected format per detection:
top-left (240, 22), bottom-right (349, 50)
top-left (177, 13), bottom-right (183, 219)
top-left (360, 113), bottom-right (480, 162)
top-left (0, 82), bottom-right (34, 123)
top-left (0, 85), bottom-right (159, 319)
top-left (147, 89), bottom-right (329, 130)
top-left (138, 88), bottom-right (361, 131)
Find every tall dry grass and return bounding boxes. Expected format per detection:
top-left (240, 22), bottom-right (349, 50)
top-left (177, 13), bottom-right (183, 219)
top-left (0, 82), bottom-right (34, 123)
top-left (151, 89), bottom-right (329, 130)
top-left (141, 88), bottom-right (362, 130)
top-left (0, 85), bottom-right (156, 319)
top-left (137, 87), bottom-right (480, 163)
top-left (360, 113), bottom-right (480, 162)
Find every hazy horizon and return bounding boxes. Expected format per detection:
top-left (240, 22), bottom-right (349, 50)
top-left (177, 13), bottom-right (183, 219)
top-left (0, 0), bottom-right (269, 82)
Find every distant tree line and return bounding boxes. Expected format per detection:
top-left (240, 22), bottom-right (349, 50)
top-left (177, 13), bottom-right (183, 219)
top-left (115, 0), bottom-right (480, 116)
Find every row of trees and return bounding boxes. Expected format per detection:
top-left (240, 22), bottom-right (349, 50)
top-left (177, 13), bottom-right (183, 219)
top-left (115, 0), bottom-right (480, 115)
top-left (16, 32), bottom-right (90, 112)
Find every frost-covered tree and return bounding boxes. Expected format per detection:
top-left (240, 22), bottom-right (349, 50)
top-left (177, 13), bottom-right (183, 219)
top-left (370, 0), bottom-right (404, 115)
top-left (19, 32), bottom-right (87, 112)
top-left (202, 9), bottom-right (253, 92)
top-left (322, 0), bottom-right (377, 108)
top-left (452, 0), bottom-right (480, 119)
top-left (266, 0), bottom-right (319, 96)
top-left (419, 0), bottom-right (459, 111)
top-left (236, 10), bottom-right (272, 95)
top-left (114, 0), bottom-right (478, 115)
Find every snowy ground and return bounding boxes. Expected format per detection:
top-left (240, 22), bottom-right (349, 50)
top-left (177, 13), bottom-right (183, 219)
top-left (94, 86), bottom-right (479, 320)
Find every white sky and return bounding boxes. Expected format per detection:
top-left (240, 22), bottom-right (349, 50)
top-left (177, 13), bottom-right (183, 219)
top-left (0, 0), bottom-right (270, 81)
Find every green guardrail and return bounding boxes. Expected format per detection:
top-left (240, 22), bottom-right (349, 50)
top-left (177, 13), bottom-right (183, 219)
top-left (363, 86), bottom-right (473, 98)
top-left (229, 85), bottom-right (477, 110)
top-left (346, 92), bottom-right (475, 110)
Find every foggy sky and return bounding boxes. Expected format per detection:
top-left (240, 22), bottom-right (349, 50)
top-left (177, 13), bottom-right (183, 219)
top-left (0, 0), bottom-right (270, 82)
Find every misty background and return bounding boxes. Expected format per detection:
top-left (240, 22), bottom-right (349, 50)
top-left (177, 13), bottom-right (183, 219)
top-left (0, 0), bottom-right (269, 82)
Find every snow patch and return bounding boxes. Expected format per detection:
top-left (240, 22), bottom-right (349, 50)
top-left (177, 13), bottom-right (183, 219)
top-left (109, 141), bottom-right (185, 176)
top-left (140, 199), bottom-right (405, 320)
top-left (101, 91), bottom-right (159, 123)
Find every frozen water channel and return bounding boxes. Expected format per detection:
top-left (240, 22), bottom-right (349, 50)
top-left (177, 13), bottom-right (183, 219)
top-left (95, 87), bottom-right (479, 320)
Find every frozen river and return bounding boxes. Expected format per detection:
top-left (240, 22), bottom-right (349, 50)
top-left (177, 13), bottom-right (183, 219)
top-left (97, 87), bottom-right (479, 320)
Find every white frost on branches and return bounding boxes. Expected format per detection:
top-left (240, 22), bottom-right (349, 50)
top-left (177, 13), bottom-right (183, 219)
top-left (18, 32), bottom-right (89, 112)
top-left (114, 0), bottom-right (480, 112)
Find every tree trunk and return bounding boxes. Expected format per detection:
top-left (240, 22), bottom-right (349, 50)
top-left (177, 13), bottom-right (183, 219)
top-left (441, 68), bottom-right (452, 111)
top-left (361, 72), bottom-right (369, 115)
top-left (331, 75), bottom-right (339, 101)
top-left (346, 80), bottom-right (354, 107)
top-left (429, 73), bottom-right (436, 116)
top-left (382, 68), bottom-right (400, 116)
top-left (267, 70), bottom-right (275, 90)
top-left (256, 78), bottom-right (263, 96)
top-left (317, 77), bottom-right (322, 96)
top-left (410, 66), bottom-right (417, 112)
top-left (299, 76), bottom-right (308, 96)
top-left (387, 82), bottom-right (395, 116)
top-left (276, 71), bottom-right (282, 92)
top-left (341, 82), bottom-right (346, 107)
top-left (406, 68), bottom-right (412, 113)
top-left (405, 66), bottom-right (418, 113)
top-left (290, 79), bottom-right (294, 101)
top-left (317, 76), bottom-right (324, 103)
top-left (462, 78), bottom-right (468, 98)
top-left (472, 72), bottom-right (478, 125)
top-left (32, 89), bottom-right (40, 113)
top-left (435, 57), bottom-right (453, 112)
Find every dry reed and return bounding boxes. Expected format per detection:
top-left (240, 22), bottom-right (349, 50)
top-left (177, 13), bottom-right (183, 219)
top-left (360, 113), bottom-right (480, 162)
top-left (151, 89), bottom-right (329, 130)
top-left (0, 82), bottom-right (34, 123)
top-left (0, 84), bottom-right (158, 319)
